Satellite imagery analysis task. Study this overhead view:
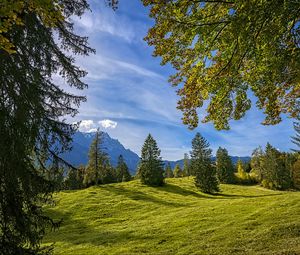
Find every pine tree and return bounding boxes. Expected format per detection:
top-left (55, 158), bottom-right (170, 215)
top-left (0, 1), bottom-right (96, 253)
top-left (190, 133), bottom-right (219, 194)
top-left (216, 147), bottom-right (235, 184)
top-left (182, 153), bottom-right (190, 176)
top-left (139, 134), bottom-right (164, 186)
top-left (173, 164), bottom-right (183, 178)
top-left (116, 155), bottom-right (131, 182)
top-left (84, 130), bottom-right (110, 186)
top-left (47, 157), bottom-right (64, 191)
top-left (164, 163), bottom-right (174, 178)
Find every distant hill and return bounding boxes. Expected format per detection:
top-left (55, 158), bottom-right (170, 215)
top-left (62, 131), bottom-right (250, 174)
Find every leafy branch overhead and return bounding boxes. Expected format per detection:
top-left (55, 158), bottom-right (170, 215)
top-left (142, 0), bottom-right (300, 130)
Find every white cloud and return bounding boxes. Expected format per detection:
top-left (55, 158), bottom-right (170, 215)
top-left (99, 119), bottom-right (118, 129)
top-left (78, 120), bottom-right (96, 133)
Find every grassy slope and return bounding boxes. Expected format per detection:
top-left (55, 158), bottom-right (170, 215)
top-left (44, 178), bottom-right (300, 255)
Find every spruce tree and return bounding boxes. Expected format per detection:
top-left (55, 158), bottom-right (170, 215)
top-left (84, 130), bottom-right (110, 186)
top-left (216, 147), bottom-right (235, 184)
top-left (139, 134), bottom-right (164, 186)
top-left (190, 133), bottom-right (219, 194)
top-left (183, 153), bottom-right (190, 176)
top-left (173, 164), bottom-right (183, 178)
top-left (116, 155), bottom-right (131, 182)
top-left (164, 163), bottom-right (174, 178)
top-left (0, 1), bottom-right (97, 253)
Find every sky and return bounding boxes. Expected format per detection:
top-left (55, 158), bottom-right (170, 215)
top-left (65, 0), bottom-right (296, 160)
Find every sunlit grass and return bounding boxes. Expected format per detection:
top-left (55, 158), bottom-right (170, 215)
top-left (43, 177), bottom-right (300, 254)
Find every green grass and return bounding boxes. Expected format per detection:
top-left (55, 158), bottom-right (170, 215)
top-left (44, 178), bottom-right (300, 255)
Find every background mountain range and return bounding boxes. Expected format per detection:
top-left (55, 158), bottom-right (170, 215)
top-left (61, 131), bottom-right (251, 174)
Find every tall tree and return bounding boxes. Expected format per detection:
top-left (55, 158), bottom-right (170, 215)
top-left (164, 162), bottom-right (174, 178)
top-left (190, 133), bottom-right (219, 193)
top-left (0, 1), bottom-right (96, 253)
top-left (142, 0), bottom-right (300, 130)
top-left (173, 164), bottom-right (183, 178)
top-left (216, 147), bottom-right (235, 183)
top-left (139, 134), bottom-right (164, 186)
top-left (116, 155), bottom-right (131, 182)
top-left (182, 153), bottom-right (190, 176)
top-left (84, 130), bottom-right (110, 186)
top-left (291, 118), bottom-right (300, 151)
top-left (260, 143), bottom-right (292, 190)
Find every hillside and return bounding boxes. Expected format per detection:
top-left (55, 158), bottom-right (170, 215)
top-left (44, 178), bottom-right (300, 255)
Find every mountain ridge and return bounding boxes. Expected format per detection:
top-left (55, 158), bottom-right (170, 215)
top-left (61, 131), bottom-right (251, 174)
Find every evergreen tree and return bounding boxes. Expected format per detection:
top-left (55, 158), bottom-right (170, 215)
top-left (47, 157), bottom-right (64, 191)
top-left (116, 155), bottom-right (131, 182)
top-left (250, 146), bottom-right (264, 181)
top-left (84, 130), bottom-right (110, 186)
top-left (190, 133), bottom-right (219, 193)
top-left (182, 153), bottom-right (190, 176)
top-left (164, 163), bottom-right (174, 178)
top-left (216, 147), bottom-right (235, 184)
top-left (173, 164), bottom-right (183, 178)
top-left (0, 1), bottom-right (96, 253)
top-left (65, 168), bottom-right (80, 190)
top-left (139, 134), bottom-right (164, 186)
top-left (260, 143), bottom-right (292, 190)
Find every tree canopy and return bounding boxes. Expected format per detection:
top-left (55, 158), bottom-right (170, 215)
top-left (142, 0), bottom-right (300, 130)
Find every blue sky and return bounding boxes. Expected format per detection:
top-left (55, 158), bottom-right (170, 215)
top-left (67, 0), bottom-right (296, 160)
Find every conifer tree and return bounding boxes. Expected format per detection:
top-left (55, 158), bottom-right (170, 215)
top-left (183, 153), bottom-right (190, 176)
top-left (0, 1), bottom-right (98, 253)
top-left (260, 143), bottom-right (292, 190)
top-left (84, 130), bottom-right (110, 186)
top-left (116, 155), bottom-right (131, 182)
top-left (139, 134), bottom-right (164, 186)
top-left (173, 164), bottom-right (183, 178)
top-left (164, 163), bottom-right (174, 178)
top-left (190, 133), bottom-right (219, 193)
top-left (216, 147), bottom-right (235, 184)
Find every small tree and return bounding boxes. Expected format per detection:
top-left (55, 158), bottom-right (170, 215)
top-left (190, 133), bottom-right (219, 194)
top-left (173, 164), bottom-right (183, 178)
top-left (235, 159), bottom-right (251, 184)
top-left (216, 147), bottom-right (235, 184)
top-left (182, 153), bottom-right (190, 176)
top-left (139, 134), bottom-right (164, 186)
top-left (164, 163), bottom-right (174, 178)
top-left (116, 155), bottom-right (131, 182)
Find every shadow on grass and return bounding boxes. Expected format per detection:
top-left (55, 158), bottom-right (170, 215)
top-left (161, 184), bottom-right (284, 199)
top-left (45, 208), bottom-right (140, 247)
top-left (99, 185), bottom-right (184, 207)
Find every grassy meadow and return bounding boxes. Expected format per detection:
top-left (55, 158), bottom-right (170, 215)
top-left (44, 178), bottom-right (300, 254)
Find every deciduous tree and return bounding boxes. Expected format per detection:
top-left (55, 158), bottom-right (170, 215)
top-left (142, 0), bottom-right (300, 130)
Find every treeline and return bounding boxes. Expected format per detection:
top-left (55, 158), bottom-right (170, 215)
top-left (44, 131), bottom-right (300, 193)
top-left (40, 130), bottom-right (132, 191)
